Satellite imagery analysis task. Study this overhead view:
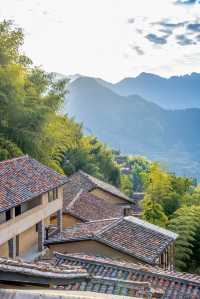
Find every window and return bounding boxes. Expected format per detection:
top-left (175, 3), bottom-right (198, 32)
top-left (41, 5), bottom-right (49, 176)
top-left (53, 188), bottom-right (58, 200)
top-left (48, 188), bottom-right (58, 202)
top-left (6, 209), bottom-right (11, 221)
top-left (15, 205), bottom-right (21, 217)
top-left (48, 190), bottom-right (54, 202)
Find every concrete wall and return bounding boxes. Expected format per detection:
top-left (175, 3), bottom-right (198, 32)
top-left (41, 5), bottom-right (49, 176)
top-left (19, 225), bottom-right (38, 256)
top-left (51, 214), bottom-right (81, 228)
top-left (47, 240), bottom-right (140, 264)
top-left (90, 188), bottom-right (127, 205)
top-left (0, 241), bottom-right (9, 257)
top-left (63, 214), bottom-right (81, 228)
top-left (50, 213), bottom-right (82, 228)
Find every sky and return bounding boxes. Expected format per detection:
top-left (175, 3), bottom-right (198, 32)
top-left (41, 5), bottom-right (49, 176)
top-left (1, 0), bottom-right (200, 82)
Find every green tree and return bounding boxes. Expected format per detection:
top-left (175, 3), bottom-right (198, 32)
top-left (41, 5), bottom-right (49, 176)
top-left (128, 156), bottom-right (150, 192)
top-left (0, 135), bottom-right (22, 160)
top-left (168, 206), bottom-right (200, 272)
top-left (142, 163), bottom-right (183, 216)
top-left (62, 136), bottom-right (120, 186)
top-left (141, 195), bottom-right (168, 227)
top-left (120, 175), bottom-right (133, 197)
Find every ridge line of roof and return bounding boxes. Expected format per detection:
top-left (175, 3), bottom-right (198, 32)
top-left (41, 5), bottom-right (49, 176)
top-left (77, 170), bottom-right (131, 202)
top-left (53, 253), bottom-right (200, 286)
top-left (0, 155), bottom-right (28, 165)
top-left (125, 216), bottom-right (178, 240)
top-left (67, 188), bottom-right (84, 210)
top-left (95, 217), bottom-right (122, 236)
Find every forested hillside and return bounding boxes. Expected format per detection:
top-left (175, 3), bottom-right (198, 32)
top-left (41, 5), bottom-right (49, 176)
top-left (0, 20), bottom-right (120, 186)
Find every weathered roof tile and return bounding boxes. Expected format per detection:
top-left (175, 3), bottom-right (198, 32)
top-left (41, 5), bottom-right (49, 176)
top-left (0, 156), bottom-right (68, 212)
top-left (53, 252), bottom-right (200, 299)
top-left (65, 191), bottom-right (123, 221)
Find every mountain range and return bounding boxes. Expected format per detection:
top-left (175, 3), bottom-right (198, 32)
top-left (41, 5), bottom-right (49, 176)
top-left (97, 72), bottom-right (200, 110)
top-left (64, 73), bottom-right (200, 180)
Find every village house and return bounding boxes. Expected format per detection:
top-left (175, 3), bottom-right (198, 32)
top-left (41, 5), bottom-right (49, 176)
top-left (56, 170), bottom-right (134, 228)
top-left (0, 155), bottom-right (68, 259)
top-left (45, 216), bottom-right (178, 270)
top-left (63, 170), bottom-right (133, 206)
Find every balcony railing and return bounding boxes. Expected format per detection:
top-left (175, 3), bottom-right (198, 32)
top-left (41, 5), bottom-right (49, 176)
top-left (0, 197), bottom-right (62, 246)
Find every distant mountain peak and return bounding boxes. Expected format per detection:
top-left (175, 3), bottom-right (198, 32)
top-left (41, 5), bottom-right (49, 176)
top-left (97, 72), bottom-right (200, 109)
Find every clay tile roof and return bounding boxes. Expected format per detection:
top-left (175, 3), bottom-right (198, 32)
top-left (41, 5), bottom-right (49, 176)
top-left (0, 156), bottom-right (68, 212)
top-left (0, 257), bottom-right (88, 280)
top-left (65, 191), bottom-right (124, 221)
top-left (64, 171), bottom-right (131, 207)
top-left (53, 252), bottom-right (200, 299)
top-left (46, 216), bottom-right (178, 265)
top-left (0, 257), bottom-right (151, 298)
top-left (96, 217), bottom-right (178, 264)
top-left (46, 218), bottom-right (117, 243)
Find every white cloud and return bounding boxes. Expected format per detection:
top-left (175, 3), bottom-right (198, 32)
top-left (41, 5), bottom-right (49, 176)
top-left (0, 0), bottom-right (200, 82)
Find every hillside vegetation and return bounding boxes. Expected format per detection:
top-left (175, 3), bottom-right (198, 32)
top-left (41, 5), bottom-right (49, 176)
top-left (0, 20), bottom-right (120, 186)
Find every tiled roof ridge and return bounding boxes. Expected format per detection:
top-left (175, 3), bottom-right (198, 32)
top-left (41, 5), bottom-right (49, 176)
top-left (0, 155), bottom-right (67, 180)
top-left (77, 170), bottom-right (131, 202)
top-left (92, 275), bottom-right (151, 289)
top-left (78, 170), bottom-right (97, 186)
top-left (82, 218), bottom-right (120, 224)
top-left (0, 257), bottom-right (89, 279)
top-left (45, 219), bottom-right (119, 245)
top-left (66, 188), bottom-right (84, 210)
top-left (54, 253), bottom-right (200, 286)
top-left (94, 218), bottom-right (163, 264)
top-left (125, 216), bottom-right (178, 240)
top-left (0, 155), bottom-right (28, 165)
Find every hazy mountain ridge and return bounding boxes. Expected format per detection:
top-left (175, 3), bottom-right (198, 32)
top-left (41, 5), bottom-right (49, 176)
top-left (96, 72), bottom-right (200, 109)
top-left (64, 76), bottom-right (200, 180)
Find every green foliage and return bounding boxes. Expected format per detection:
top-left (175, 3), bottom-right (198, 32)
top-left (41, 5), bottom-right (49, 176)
top-left (0, 19), bottom-right (120, 185)
top-left (0, 135), bottom-right (22, 160)
top-left (120, 175), bottom-right (133, 197)
top-left (141, 195), bottom-right (168, 227)
top-left (140, 161), bottom-right (200, 272)
top-left (168, 206), bottom-right (200, 272)
top-left (0, 20), bottom-right (24, 65)
top-left (128, 156), bottom-right (150, 192)
top-left (62, 136), bottom-right (120, 186)
top-left (141, 163), bottom-right (180, 216)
